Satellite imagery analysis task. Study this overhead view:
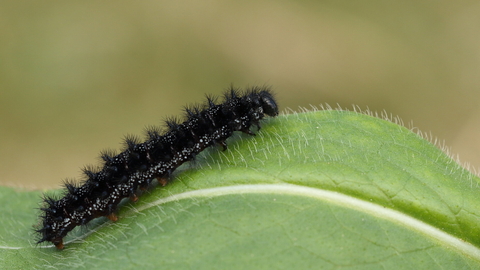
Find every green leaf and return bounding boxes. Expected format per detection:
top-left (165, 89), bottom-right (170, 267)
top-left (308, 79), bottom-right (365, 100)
top-left (2, 110), bottom-right (480, 269)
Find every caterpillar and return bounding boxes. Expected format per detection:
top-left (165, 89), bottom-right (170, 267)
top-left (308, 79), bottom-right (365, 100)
top-left (36, 86), bottom-right (278, 249)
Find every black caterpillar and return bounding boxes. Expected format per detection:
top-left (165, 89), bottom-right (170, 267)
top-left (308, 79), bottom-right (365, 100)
top-left (36, 86), bottom-right (278, 249)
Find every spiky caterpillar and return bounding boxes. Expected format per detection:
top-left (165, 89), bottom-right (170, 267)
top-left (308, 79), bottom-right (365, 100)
top-left (36, 86), bottom-right (278, 249)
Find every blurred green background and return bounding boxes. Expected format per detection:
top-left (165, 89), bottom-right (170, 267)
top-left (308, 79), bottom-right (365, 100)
top-left (1, 1), bottom-right (479, 189)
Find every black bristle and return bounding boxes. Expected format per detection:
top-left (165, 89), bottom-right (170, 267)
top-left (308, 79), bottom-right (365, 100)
top-left (124, 135), bottom-right (140, 150)
top-left (64, 183), bottom-right (77, 194)
top-left (205, 95), bottom-right (216, 108)
top-left (165, 117), bottom-right (180, 130)
top-left (184, 107), bottom-right (195, 118)
top-left (43, 197), bottom-right (57, 207)
top-left (145, 126), bottom-right (161, 141)
top-left (100, 150), bottom-right (116, 164)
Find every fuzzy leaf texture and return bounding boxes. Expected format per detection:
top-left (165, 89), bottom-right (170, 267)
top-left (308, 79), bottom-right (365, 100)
top-left (1, 110), bottom-right (480, 269)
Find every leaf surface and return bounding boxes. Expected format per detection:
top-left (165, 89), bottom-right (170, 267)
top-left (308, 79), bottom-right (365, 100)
top-left (2, 110), bottom-right (480, 269)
